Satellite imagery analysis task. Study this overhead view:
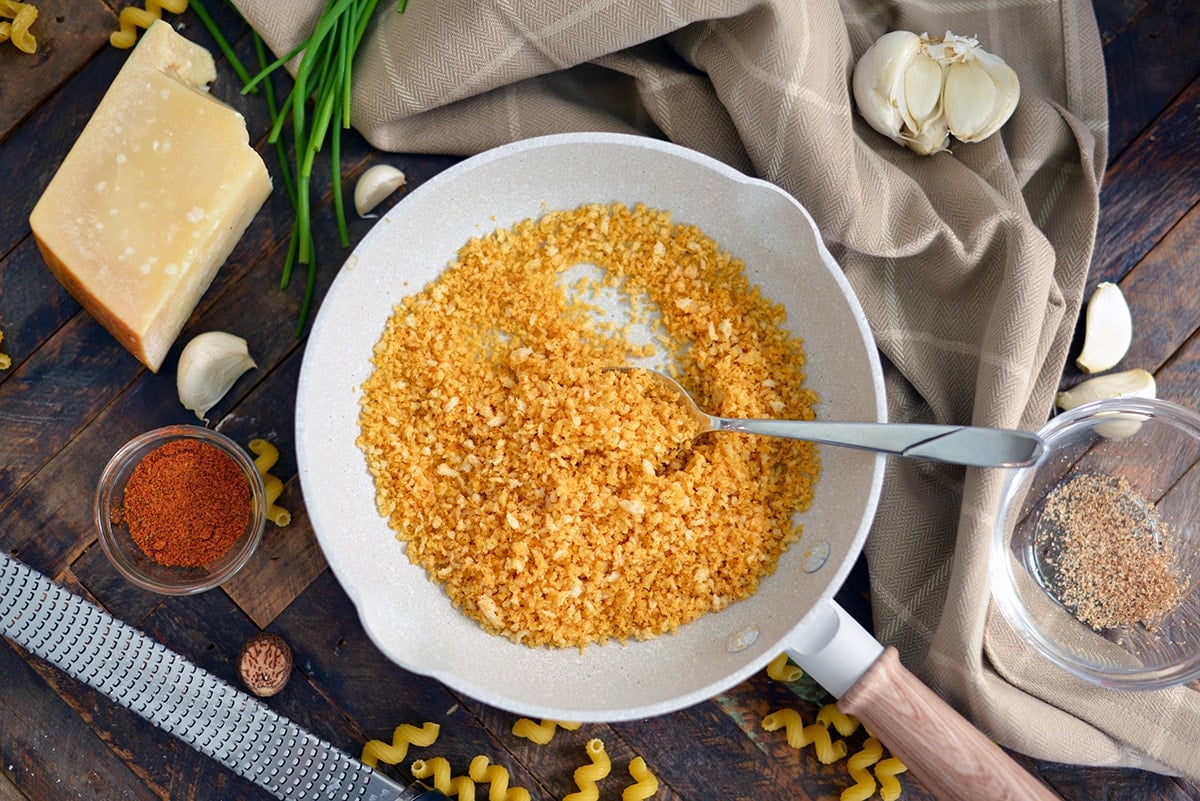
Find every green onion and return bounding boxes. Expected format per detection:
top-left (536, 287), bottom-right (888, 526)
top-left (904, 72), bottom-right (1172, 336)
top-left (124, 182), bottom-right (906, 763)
top-left (240, 0), bottom-right (405, 334)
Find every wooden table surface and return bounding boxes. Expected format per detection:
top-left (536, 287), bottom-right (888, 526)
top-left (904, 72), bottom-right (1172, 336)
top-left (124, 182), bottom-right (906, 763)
top-left (2, 1), bottom-right (1198, 799)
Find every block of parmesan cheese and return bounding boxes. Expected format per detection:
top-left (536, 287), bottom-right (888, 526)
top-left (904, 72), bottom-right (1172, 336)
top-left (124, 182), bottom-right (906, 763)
top-left (29, 21), bottom-right (271, 372)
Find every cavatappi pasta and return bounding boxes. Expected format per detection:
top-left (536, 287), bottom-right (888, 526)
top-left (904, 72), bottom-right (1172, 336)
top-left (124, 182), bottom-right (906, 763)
top-left (840, 737), bottom-right (883, 801)
top-left (510, 718), bottom-right (582, 745)
top-left (622, 756), bottom-right (659, 801)
top-left (110, 0), bottom-right (188, 48)
top-left (249, 438), bottom-right (292, 526)
top-left (816, 704), bottom-right (860, 738)
top-left (874, 755), bottom-right (908, 801)
top-left (563, 739), bottom-right (611, 801)
top-left (412, 758), bottom-right (475, 801)
top-left (0, 327), bottom-right (11, 370)
top-left (765, 652), bottom-right (803, 682)
top-left (0, 0), bottom-right (37, 54)
top-left (468, 755), bottom-right (531, 801)
top-left (360, 721), bottom-right (439, 768)
top-left (762, 708), bottom-right (847, 765)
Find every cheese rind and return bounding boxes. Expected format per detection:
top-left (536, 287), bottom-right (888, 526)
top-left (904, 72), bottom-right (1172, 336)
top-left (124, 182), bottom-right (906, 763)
top-left (29, 21), bottom-right (271, 372)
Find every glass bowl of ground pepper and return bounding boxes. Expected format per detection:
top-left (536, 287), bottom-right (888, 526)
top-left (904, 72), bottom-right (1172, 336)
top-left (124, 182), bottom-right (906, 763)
top-left (992, 397), bottom-right (1200, 690)
top-left (96, 425), bottom-right (267, 595)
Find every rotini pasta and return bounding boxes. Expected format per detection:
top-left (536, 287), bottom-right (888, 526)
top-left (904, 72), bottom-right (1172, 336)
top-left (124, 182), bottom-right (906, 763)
top-left (765, 652), bottom-right (803, 682)
top-left (816, 704), bottom-right (860, 738)
top-left (413, 757), bottom-right (476, 801)
top-left (761, 708), bottom-right (847, 764)
top-left (360, 721), bottom-right (440, 768)
top-left (109, 0), bottom-right (188, 49)
top-left (467, 755), bottom-right (531, 801)
top-left (622, 756), bottom-right (659, 801)
top-left (874, 755), bottom-right (908, 801)
top-left (840, 737), bottom-right (883, 801)
top-left (0, 0), bottom-right (37, 54)
top-left (510, 718), bottom-right (582, 745)
top-left (563, 738), bottom-right (611, 801)
top-left (249, 438), bottom-right (292, 526)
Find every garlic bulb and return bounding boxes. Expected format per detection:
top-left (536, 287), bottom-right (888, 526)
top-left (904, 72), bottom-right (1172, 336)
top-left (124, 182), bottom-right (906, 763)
top-left (1075, 282), bottom-right (1132, 373)
top-left (176, 331), bottom-right (257, 422)
top-left (853, 30), bottom-right (1020, 155)
top-left (354, 164), bottom-right (406, 218)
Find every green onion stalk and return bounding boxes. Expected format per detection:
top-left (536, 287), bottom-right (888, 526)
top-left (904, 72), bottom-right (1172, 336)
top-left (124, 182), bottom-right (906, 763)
top-left (192, 0), bottom-right (405, 334)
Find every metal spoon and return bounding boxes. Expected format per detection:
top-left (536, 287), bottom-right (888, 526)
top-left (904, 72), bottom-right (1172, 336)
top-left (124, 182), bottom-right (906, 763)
top-left (617, 367), bottom-right (1044, 468)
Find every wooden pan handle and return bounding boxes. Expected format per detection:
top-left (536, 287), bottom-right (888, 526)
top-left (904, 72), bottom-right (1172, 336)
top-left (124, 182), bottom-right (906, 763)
top-left (839, 647), bottom-right (1059, 801)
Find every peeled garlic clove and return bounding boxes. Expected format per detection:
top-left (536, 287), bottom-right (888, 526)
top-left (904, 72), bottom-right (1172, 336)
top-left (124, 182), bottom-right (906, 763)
top-left (1076, 282), bottom-right (1132, 373)
top-left (176, 331), bottom-right (256, 422)
top-left (1056, 368), bottom-right (1156, 410)
top-left (354, 164), bottom-right (406, 218)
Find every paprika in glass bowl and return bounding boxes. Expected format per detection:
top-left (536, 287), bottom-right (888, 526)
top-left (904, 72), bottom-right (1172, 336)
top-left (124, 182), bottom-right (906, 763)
top-left (95, 425), bottom-right (267, 595)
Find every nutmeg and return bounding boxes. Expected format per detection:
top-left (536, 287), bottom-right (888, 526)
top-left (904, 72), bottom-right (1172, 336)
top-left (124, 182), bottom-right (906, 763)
top-left (238, 632), bottom-right (292, 697)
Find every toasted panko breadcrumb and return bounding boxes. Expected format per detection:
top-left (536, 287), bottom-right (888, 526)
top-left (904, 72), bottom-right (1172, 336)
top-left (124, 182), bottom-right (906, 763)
top-left (357, 202), bottom-right (820, 648)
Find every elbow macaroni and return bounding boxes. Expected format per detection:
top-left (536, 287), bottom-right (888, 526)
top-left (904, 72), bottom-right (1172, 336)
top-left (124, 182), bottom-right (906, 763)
top-left (0, 0), bottom-right (37, 54)
top-left (840, 737), bottom-right (883, 801)
top-left (361, 721), bottom-right (440, 768)
top-left (563, 738), bottom-right (611, 801)
top-left (110, 0), bottom-right (188, 49)
top-left (765, 652), bottom-right (803, 682)
top-left (622, 756), bottom-right (659, 801)
top-left (510, 718), bottom-right (581, 745)
top-left (249, 438), bottom-right (292, 526)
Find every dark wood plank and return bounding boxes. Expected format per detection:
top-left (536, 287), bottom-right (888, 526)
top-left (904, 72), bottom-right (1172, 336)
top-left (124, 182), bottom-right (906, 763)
top-left (1095, 0), bottom-right (1200, 161)
top-left (1090, 76), bottom-right (1200, 288)
top-left (0, 0), bottom-right (114, 139)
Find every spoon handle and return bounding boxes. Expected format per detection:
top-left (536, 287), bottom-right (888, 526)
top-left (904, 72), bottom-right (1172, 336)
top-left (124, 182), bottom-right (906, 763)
top-left (716, 419), bottom-right (1043, 468)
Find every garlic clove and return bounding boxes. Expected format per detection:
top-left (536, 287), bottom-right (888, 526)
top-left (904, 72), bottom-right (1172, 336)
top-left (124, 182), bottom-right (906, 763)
top-left (1076, 282), bottom-right (1133, 373)
top-left (354, 164), bottom-right (407, 218)
top-left (176, 331), bottom-right (256, 422)
top-left (901, 52), bottom-right (944, 133)
top-left (1056, 368), bottom-right (1156, 410)
top-left (852, 31), bottom-right (922, 143)
top-left (901, 116), bottom-right (950, 155)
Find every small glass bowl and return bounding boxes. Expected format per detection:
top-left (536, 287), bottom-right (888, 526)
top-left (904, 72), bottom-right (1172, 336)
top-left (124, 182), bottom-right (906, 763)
top-left (95, 425), bottom-right (266, 595)
top-left (992, 397), bottom-right (1200, 690)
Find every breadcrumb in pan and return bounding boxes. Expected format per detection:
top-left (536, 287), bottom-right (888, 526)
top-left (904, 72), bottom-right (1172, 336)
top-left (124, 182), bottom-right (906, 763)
top-left (357, 202), bottom-right (820, 648)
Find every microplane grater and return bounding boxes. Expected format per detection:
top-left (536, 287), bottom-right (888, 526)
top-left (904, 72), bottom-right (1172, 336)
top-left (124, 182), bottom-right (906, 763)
top-left (0, 552), bottom-right (445, 801)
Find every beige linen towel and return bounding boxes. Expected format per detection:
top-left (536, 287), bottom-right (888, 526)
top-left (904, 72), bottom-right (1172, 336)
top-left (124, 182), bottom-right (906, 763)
top-left (235, 0), bottom-right (1200, 778)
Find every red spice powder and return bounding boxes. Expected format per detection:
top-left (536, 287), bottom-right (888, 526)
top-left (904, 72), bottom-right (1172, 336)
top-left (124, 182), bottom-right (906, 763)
top-left (120, 438), bottom-right (252, 567)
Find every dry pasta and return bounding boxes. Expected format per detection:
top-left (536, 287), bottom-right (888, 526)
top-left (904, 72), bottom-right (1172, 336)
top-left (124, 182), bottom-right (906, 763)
top-left (0, 327), bottom-right (10, 371)
top-left (467, 755), bottom-right (531, 801)
top-left (622, 756), bottom-right (659, 801)
top-left (249, 438), bottom-right (292, 526)
top-left (0, 0), bottom-right (37, 54)
top-left (816, 704), bottom-right (860, 738)
top-left (765, 653), bottom-right (803, 682)
top-left (110, 0), bottom-right (188, 48)
top-left (510, 718), bottom-right (582, 745)
top-left (840, 737), bottom-right (883, 801)
top-left (361, 721), bottom-right (440, 768)
top-left (413, 758), bottom-right (476, 801)
top-left (761, 708), bottom-right (847, 765)
top-left (563, 738), bottom-right (611, 801)
top-left (874, 755), bottom-right (908, 801)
